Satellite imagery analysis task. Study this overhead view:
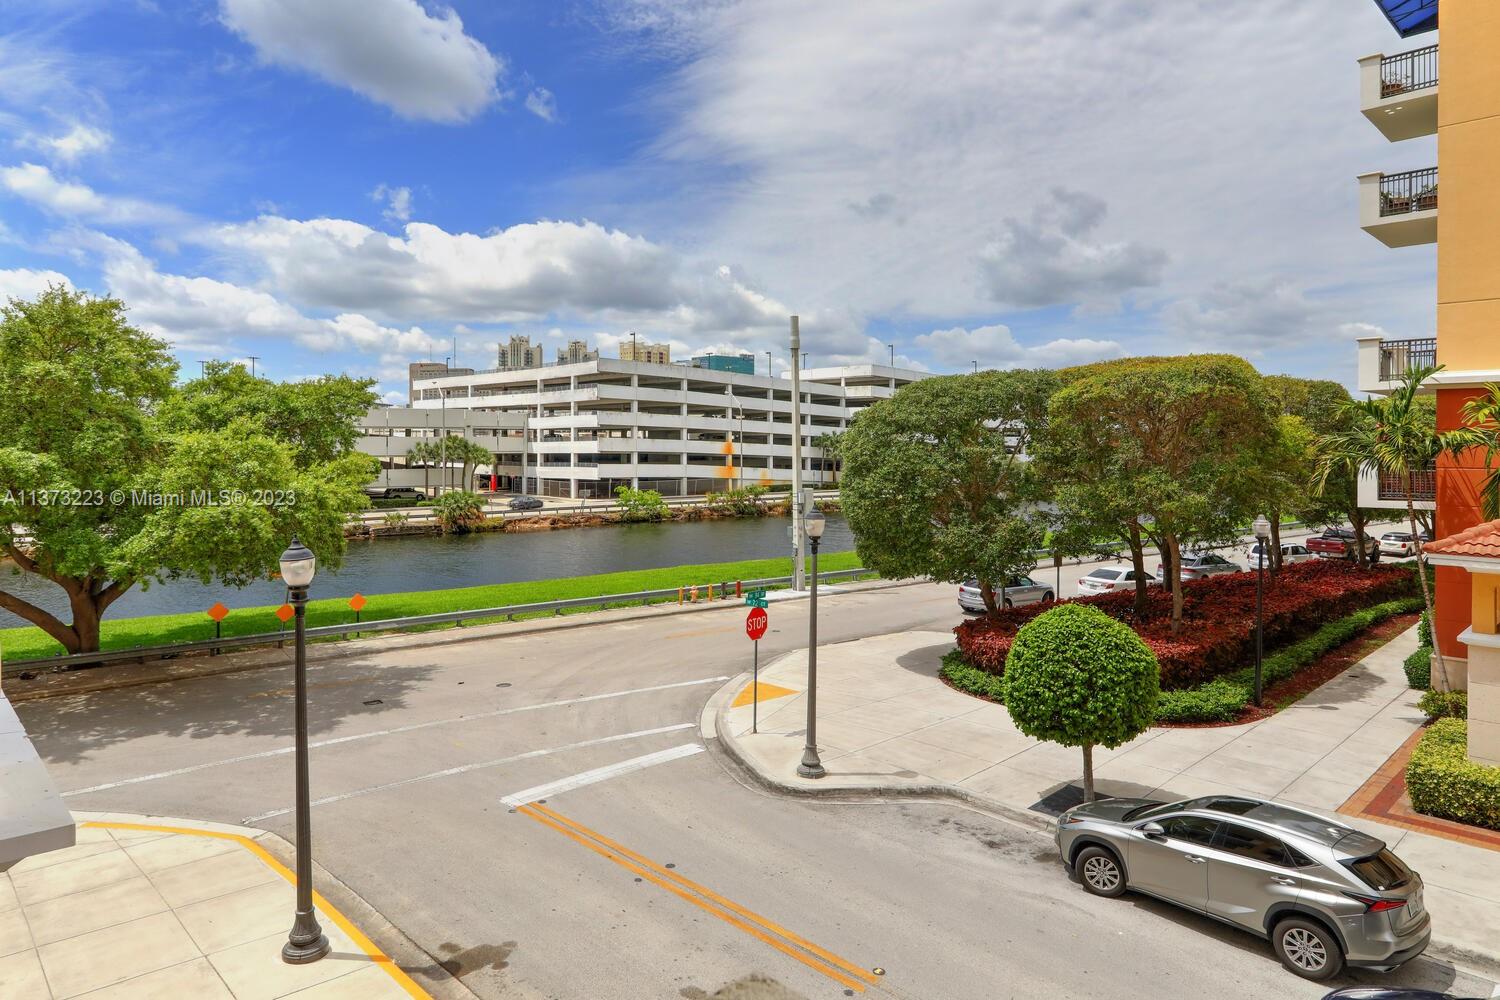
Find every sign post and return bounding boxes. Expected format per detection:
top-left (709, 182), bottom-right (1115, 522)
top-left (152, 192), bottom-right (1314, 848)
top-left (745, 604), bottom-right (769, 732)
top-left (207, 602), bottom-right (229, 656)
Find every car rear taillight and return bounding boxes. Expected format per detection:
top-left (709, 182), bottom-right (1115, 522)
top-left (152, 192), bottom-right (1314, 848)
top-left (1344, 892), bottom-right (1406, 913)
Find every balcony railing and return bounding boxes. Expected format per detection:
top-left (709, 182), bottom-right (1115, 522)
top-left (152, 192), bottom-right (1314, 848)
top-left (1379, 168), bottom-right (1437, 217)
top-left (1378, 337), bottom-right (1437, 380)
top-left (1378, 467), bottom-right (1436, 502)
top-left (1380, 44), bottom-right (1438, 97)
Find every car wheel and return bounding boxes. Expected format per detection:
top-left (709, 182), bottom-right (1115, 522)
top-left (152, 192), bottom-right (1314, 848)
top-left (1370, 548), bottom-right (1381, 563)
top-left (1074, 846), bottom-right (1126, 898)
top-left (1003, 598), bottom-right (1014, 609)
top-left (1042, 591), bottom-right (1054, 603)
top-left (1272, 917), bottom-right (1344, 981)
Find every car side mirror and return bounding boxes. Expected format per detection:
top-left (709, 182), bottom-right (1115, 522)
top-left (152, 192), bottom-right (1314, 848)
top-left (1140, 822), bottom-right (1166, 840)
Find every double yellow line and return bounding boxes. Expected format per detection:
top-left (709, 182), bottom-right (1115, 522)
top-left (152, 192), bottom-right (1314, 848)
top-left (517, 803), bottom-right (881, 993)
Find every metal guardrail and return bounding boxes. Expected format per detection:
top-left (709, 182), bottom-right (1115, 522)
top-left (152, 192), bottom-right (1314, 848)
top-left (1379, 168), bottom-right (1438, 217)
top-left (0, 568), bottom-right (877, 676)
top-left (1377, 337), bottom-right (1437, 381)
top-left (353, 490), bottom-right (841, 526)
top-left (1380, 43), bottom-right (1438, 96)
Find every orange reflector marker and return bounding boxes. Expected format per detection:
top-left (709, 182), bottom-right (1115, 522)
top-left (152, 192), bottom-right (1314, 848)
top-left (275, 604), bottom-right (294, 623)
top-left (207, 602), bottom-right (230, 623)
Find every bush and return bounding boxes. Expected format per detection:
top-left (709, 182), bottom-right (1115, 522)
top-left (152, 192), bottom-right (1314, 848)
top-left (955, 561), bottom-right (1416, 690)
top-left (1005, 604), bottom-right (1159, 753)
top-left (939, 648), bottom-right (1005, 702)
top-left (1417, 609), bottom-right (1432, 648)
top-left (1404, 646), bottom-right (1433, 690)
top-left (614, 485), bottom-right (669, 522)
top-left (1418, 689), bottom-right (1468, 720)
top-left (432, 490), bottom-right (486, 534)
top-left (1407, 719), bottom-right (1500, 831)
top-left (703, 486), bottom-right (769, 517)
top-left (1151, 597), bottom-right (1420, 723)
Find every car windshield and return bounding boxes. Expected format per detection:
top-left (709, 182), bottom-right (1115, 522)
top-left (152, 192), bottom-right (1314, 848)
top-left (1343, 849), bottom-right (1413, 892)
top-left (1086, 569), bottom-right (1121, 580)
top-left (1120, 799), bottom-right (1190, 822)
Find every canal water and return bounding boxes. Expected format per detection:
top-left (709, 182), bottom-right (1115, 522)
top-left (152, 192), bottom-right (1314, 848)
top-left (0, 515), bottom-right (856, 627)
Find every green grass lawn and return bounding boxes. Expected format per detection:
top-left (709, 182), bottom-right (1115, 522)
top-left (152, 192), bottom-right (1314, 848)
top-left (0, 551), bottom-right (868, 663)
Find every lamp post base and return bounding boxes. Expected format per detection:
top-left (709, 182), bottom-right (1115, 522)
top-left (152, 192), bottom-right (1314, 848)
top-left (282, 913), bottom-right (330, 965)
top-left (797, 750), bottom-right (826, 780)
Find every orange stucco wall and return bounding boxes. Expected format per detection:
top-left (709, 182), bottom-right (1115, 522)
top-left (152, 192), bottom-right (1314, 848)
top-left (1432, 4), bottom-right (1500, 659)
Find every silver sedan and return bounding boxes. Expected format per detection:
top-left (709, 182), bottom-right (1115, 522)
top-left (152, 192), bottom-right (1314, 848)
top-left (958, 576), bottom-right (1054, 613)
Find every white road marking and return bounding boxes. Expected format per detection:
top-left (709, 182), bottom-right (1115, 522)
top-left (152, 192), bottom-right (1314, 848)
top-left (241, 723), bottom-right (696, 823)
top-left (62, 676), bottom-right (729, 798)
top-left (501, 743), bottom-right (705, 808)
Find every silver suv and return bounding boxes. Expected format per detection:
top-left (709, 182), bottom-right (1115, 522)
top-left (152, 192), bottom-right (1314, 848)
top-left (1055, 795), bottom-right (1429, 981)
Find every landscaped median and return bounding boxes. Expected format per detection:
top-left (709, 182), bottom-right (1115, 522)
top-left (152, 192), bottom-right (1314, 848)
top-left (943, 561), bottom-right (1420, 724)
top-left (1406, 719), bottom-right (1500, 832)
top-left (0, 551), bottom-right (868, 665)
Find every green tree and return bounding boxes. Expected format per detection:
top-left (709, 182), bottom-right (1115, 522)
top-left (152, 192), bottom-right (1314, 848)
top-left (432, 490), bottom-right (486, 534)
top-left (812, 431), bottom-right (843, 486)
top-left (842, 370), bottom-right (1056, 613)
top-left (1004, 604), bottom-right (1160, 801)
top-left (1442, 381), bottom-right (1500, 520)
top-left (0, 288), bottom-right (372, 654)
top-left (406, 441), bottom-right (436, 496)
top-left (1043, 356), bottom-right (1276, 630)
top-left (1317, 365), bottom-right (1446, 687)
top-left (614, 485), bottom-right (669, 522)
top-left (442, 437), bottom-right (495, 492)
top-left (158, 360), bottom-right (377, 466)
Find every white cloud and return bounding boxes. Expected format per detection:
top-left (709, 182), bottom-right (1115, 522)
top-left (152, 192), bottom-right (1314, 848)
top-left (914, 323), bottom-right (1123, 370)
top-left (0, 162), bottom-right (182, 225)
top-left (218, 0), bottom-right (503, 123)
top-left (0, 267), bottom-right (72, 301)
top-left (524, 87), bottom-right (558, 122)
top-left (976, 189), bottom-right (1166, 308)
top-left (1161, 278), bottom-right (1343, 353)
top-left (370, 183), bottom-right (413, 222)
top-left (206, 215), bottom-right (791, 344)
top-left (20, 124), bottom-right (112, 163)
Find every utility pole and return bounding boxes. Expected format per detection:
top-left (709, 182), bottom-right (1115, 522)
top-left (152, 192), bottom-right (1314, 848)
top-left (765, 351), bottom-right (773, 378)
top-left (888, 343), bottom-right (894, 367)
top-left (791, 316), bottom-right (805, 591)
top-left (248, 356), bottom-right (260, 378)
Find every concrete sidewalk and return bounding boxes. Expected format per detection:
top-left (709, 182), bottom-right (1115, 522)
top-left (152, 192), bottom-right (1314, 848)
top-left (708, 625), bottom-right (1500, 973)
top-left (0, 813), bottom-right (435, 999)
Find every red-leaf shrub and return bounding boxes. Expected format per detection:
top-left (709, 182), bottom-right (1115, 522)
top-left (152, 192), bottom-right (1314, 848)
top-left (953, 561), bottom-right (1416, 689)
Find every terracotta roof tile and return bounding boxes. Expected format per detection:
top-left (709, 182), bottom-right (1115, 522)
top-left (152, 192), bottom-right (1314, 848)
top-left (1424, 519), bottom-right (1500, 558)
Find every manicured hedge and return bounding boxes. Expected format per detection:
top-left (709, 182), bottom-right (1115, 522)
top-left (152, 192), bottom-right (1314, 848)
top-left (939, 648), bottom-right (1006, 702)
top-left (1418, 689), bottom-right (1467, 720)
top-left (1407, 719), bottom-right (1500, 831)
top-left (1154, 597), bottom-right (1421, 723)
top-left (955, 561), bottom-right (1417, 690)
top-left (1404, 646), bottom-right (1432, 689)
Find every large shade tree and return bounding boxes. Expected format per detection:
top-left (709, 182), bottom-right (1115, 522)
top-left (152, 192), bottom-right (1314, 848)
top-left (0, 287), bottom-right (375, 655)
top-left (841, 369), bottom-right (1057, 613)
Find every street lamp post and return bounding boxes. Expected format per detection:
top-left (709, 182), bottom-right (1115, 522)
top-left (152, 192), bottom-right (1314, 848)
top-left (797, 505), bottom-right (827, 779)
top-left (1252, 514), bottom-right (1271, 709)
top-left (279, 538), bottom-right (329, 965)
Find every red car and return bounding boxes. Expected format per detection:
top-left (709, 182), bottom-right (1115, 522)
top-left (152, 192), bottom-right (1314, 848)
top-left (1308, 527), bottom-right (1381, 561)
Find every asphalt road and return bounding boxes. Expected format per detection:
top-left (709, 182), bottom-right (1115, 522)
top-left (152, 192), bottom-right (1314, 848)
top-left (22, 560), bottom-right (1482, 1000)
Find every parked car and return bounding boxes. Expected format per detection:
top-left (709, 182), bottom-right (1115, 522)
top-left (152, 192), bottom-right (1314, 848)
top-left (363, 486), bottom-right (426, 502)
top-left (1056, 794), bottom-right (1430, 981)
top-left (508, 496), bottom-right (545, 511)
top-left (1076, 566), bottom-right (1158, 597)
top-left (958, 576), bottom-right (1054, 613)
top-left (1378, 531), bottom-right (1429, 558)
top-left (1308, 527), bottom-right (1381, 562)
top-left (1324, 991), bottom-right (1481, 1000)
top-left (1155, 551), bottom-right (1243, 582)
top-left (1248, 541), bottom-right (1317, 569)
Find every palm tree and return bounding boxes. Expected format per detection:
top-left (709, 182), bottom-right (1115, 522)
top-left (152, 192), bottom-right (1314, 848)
top-left (1443, 381), bottom-right (1500, 520)
top-left (812, 431), bottom-right (843, 486)
top-left (1316, 365), bottom-right (1448, 689)
top-left (447, 438), bottom-right (495, 491)
top-left (405, 441), bottom-right (434, 496)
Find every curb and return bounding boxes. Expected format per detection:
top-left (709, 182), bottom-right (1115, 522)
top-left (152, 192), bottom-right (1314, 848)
top-left (704, 668), bottom-right (1500, 983)
top-left (4, 577), bottom-right (920, 704)
top-left (703, 668), bottom-right (1052, 835)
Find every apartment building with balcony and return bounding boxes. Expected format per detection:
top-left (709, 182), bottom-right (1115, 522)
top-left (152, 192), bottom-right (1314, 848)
top-left (408, 358), bottom-right (926, 499)
top-left (1355, 1), bottom-right (1500, 763)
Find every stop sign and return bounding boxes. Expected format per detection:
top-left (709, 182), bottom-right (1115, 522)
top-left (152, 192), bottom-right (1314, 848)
top-left (746, 606), bottom-right (768, 641)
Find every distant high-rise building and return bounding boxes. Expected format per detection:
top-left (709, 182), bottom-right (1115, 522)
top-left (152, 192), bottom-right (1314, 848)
top-left (499, 335), bottom-right (545, 370)
top-left (556, 339), bottom-right (599, 364)
top-left (620, 340), bottom-right (671, 364)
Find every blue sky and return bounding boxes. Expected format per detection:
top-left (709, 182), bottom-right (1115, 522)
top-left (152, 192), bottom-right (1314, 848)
top-left (0, 1), bottom-right (1437, 400)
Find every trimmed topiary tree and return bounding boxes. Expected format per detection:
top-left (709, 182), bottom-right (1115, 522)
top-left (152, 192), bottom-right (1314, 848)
top-left (1004, 603), bottom-right (1160, 801)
